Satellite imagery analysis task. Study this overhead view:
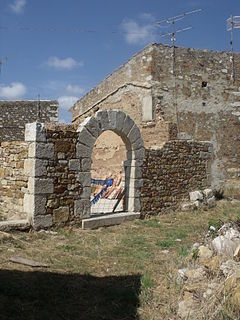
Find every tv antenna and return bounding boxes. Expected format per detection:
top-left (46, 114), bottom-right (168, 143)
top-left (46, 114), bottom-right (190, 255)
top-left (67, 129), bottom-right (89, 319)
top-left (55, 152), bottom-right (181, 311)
top-left (0, 57), bottom-right (7, 75)
top-left (227, 15), bottom-right (240, 82)
top-left (156, 9), bottom-right (202, 134)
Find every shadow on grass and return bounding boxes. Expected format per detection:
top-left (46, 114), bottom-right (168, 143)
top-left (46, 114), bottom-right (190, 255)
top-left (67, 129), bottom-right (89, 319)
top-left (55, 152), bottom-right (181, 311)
top-left (0, 269), bottom-right (141, 320)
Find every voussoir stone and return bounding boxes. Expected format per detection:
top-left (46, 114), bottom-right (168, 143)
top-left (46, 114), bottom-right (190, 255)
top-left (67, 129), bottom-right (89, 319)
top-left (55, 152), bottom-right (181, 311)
top-left (78, 116), bottom-right (101, 138)
top-left (78, 126), bottom-right (95, 148)
top-left (76, 143), bottom-right (91, 158)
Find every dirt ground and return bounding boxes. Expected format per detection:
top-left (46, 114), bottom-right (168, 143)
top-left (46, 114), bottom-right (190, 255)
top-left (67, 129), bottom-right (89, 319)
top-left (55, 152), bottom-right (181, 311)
top-left (1, 200), bottom-right (240, 320)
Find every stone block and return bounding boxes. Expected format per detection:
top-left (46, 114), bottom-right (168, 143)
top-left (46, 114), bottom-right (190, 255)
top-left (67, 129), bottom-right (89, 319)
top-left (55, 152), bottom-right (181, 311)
top-left (80, 186), bottom-right (91, 199)
top-left (207, 196), bottom-right (216, 208)
top-left (32, 214), bottom-right (53, 230)
top-left (189, 191), bottom-right (203, 202)
top-left (82, 212), bottom-right (140, 229)
top-left (77, 172), bottom-right (91, 187)
top-left (132, 137), bottom-right (144, 150)
top-left (115, 110), bottom-right (126, 132)
top-left (129, 148), bottom-right (145, 160)
top-left (69, 159), bottom-right (81, 171)
top-left (125, 186), bottom-right (141, 198)
top-left (123, 159), bottom-right (144, 167)
top-left (24, 159), bottom-right (47, 177)
top-left (142, 95), bottom-right (153, 121)
top-left (25, 122), bottom-right (46, 142)
top-left (122, 115), bottom-right (134, 136)
top-left (78, 126), bottom-right (96, 148)
top-left (81, 158), bottom-right (91, 171)
top-left (96, 110), bottom-right (110, 131)
top-left (74, 199), bottom-right (91, 218)
top-left (127, 197), bottom-right (141, 212)
top-left (76, 143), bottom-right (91, 158)
top-left (78, 116), bottom-right (101, 138)
top-left (107, 110), bottom-right (118, 129)
top-left (28, 177), bottom-right (54, 194)
top-left (24, 194), bottom-right (46, 216)
top-left (28, 142), bottom-right (54, 159)
top-left (125, 166), bottom-right (142, 179)
top-left (128, 124), bottom-right (141, 144)
top-left (53, 206), bottom-right (69, 224)
top-left (181, 202), bottom-right (197, 211)
top-left (203, 188), bottom-right (213, 199)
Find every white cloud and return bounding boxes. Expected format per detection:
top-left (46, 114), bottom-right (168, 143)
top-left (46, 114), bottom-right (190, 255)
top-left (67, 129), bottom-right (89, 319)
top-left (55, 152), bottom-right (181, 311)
top-left (139, 13), bottom-right (155, 23)
top-left (47, 57), bottom-right (84, 70)
top-left (10, 0), bottom-right (26, 14)
top-left (0, 82), bottom-right (26, 99)
top-left (66, 84), bottom-right (84, 95)
top-left (58, 96), bottom-right (78, 110)
top-left (121, 14), bottom-right (156, 45)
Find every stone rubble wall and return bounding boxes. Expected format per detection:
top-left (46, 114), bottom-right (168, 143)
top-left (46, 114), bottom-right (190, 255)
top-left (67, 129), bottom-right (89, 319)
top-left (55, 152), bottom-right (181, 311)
top-left (0, 100), bottom-right (59, 142)
top-left (0, 141), bottom-right (28, 220)
top-left (141, 140), bottom-right (212, 215)
top-left (20, 118), bottom-right (213, 229)
top-left (24, 122), bottom-right (85, 229)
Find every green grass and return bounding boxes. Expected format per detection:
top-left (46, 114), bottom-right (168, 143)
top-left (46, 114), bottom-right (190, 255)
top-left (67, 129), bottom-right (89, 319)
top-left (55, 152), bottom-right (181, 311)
top-left (156, 239), bottom-right (175, 249)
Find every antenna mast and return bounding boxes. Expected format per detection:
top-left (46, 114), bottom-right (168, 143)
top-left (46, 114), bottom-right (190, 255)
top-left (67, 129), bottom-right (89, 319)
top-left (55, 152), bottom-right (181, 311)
top-left (227, 15), bottom-right (240, 82)
top-left (156, 9), bottom-right (202, 134)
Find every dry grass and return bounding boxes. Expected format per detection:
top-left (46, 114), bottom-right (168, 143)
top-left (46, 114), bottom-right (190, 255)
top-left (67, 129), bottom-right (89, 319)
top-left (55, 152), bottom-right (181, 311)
top-left (1, 200), bottom-right (240, 319)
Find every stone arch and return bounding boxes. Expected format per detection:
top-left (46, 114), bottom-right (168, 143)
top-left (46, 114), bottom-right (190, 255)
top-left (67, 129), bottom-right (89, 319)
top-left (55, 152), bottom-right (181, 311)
top-left (76, 110), bottom-right (145, 217)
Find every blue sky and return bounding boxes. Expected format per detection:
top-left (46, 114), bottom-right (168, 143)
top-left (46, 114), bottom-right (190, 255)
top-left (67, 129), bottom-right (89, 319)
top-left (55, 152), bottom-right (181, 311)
top-left (0, 0), bottom-right (240, 122)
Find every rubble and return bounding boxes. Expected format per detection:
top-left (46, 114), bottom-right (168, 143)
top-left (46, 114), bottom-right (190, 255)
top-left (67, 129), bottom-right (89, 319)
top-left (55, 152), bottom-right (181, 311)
top-left (177, 222), bottom-right (240, 318)
top-left (181, 188), bottom-right (216, 212)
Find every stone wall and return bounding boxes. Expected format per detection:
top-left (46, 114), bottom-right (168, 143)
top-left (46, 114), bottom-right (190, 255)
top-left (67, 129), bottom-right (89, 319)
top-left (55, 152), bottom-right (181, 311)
top-left (141, 140), bottom-right (212, 215)
top-left (23, 123), bottom-right (85, 229)
top-left (45, 124), bottom-right (83, 225)
top-left (152, 45), bottom-right (240, 186)
top-left (0, 100), bottom-right (59, 142)
top-left (71, 43), bottom-right (240, 187)
top-left (0, 141), bottom-right (28, 220)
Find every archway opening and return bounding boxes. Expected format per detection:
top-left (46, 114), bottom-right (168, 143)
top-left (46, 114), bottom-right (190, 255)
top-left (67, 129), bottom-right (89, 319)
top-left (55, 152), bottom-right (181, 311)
top-left (91, 130), bottom-right (127, 215)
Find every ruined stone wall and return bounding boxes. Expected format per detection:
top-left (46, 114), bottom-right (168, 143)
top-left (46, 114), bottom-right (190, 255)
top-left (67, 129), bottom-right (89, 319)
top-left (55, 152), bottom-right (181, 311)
top-left (71, 45), bottom-right (154, 125)
top-left (152, 44), bottom-right (240, 186)
top-left (0, 100), bottom-right (59, 142)
top-left (71, 45), bottom-right (175, 168)
top-left (141, 140), bottom-right (212, 215)
top-left (24, 123), bottom-right (84, 229)
top-left (0, 141), bottom-right (28, 220)
top-left (44, 124), bottom-right (82, 225)
top-left (71, 43), bottom-right (240, 186)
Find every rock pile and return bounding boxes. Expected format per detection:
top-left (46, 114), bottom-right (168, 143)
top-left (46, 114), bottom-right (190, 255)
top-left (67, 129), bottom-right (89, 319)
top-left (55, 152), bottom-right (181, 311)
top-left (181, 188), bottom-right (216, 211)
top-left (177, 222), bottom-right (240, 319)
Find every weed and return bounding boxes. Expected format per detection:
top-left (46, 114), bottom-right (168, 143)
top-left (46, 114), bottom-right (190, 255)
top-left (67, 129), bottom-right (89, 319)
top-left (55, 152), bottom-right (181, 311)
top-left (166, 230), bottom-right (187, 240)
top-left (178, 245), bottom-right (190, 257)
top-left (137, 219), bottom-right (161, 228)
top-left (156, 239), bottom-right (175, 249)
top-left (192, 248), bottom-right (199, 260)
top-left (208, 218), bottom-right (223, 231)
top-left (141, 273), bottom-right (153, 290)
top-left (62, 244), bottom-right (76, 252)
top-left (214, 188), bottom-right (224, 200)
